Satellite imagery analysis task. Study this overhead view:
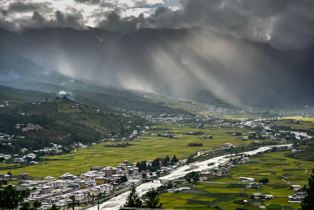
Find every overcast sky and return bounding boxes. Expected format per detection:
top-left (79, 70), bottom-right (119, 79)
top-left (1, 0), bottom-right (314, 49)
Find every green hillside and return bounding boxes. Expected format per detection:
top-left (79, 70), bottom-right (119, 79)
top-left (0, 85), bottom-right (56, 102)
top-left (0, 97), bottom-right (146, 154)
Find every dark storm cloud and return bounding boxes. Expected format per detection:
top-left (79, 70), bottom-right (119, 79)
top-left (0, 19), bottom-right (16, 31)
top-left (133, 0), bottom-right (149, 7)
top-left (74, 0), bottom-right (101, 5)
top-left (28, 10), bottom-right (85, 30)
top-left (31, 11), bottom-right (45, 24)
top-left (97, 11), bottom-right (145, 32)
top-left (139, 0), bottom-right (314, 49)
top-left (7, 1), bottom-right (53, 14)
top-left (136, 0), bottom-right (314, 48)
top-left (1, 10), bottom-right (7, 16)
top-left (0, 0), bottom-right (313, 48)
top-left (55, 10), bottom-right (84, 28)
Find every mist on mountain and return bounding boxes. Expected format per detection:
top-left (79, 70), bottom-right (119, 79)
top-left (0, 26), bottom-right (313, 109)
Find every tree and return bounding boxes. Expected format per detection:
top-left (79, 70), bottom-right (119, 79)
top-left (143, 188), bottom-right (163, 209)
top-left (193, 173), bottom-right (200, 183)
top-left (0, 144), bottom-right (3, 162)
top-left (120, 123), bottom-right (125, 136)
top-left (259, 178), bottom-right (269, 184)
top-left (0, 180), bottom-right (7, 188)
top-left (0, 185), bottom-right (31, 210)
top-left (152, 158), bottom-right (160, 168)
top-left (48, 204), bottom-right (59, 210)
top-left (123, 185), bottom-right (142, 208)
top-left (33, 200), bottom-right (42, 209)
top-left (171, 155), bottom-right (178, 163)
top-left (20, 200), bottom-right (42, 210)
top-left (138, 161), bottom-right (147, 172)
top-left (186, 154), bottom-right (194, 164)
top-left (20, 202), bottom-right (31, 210)
top-left (120, 176), bottom-right (128, 183)
top-left (301, 167), bottom-right (314, 210)
top-left (7, 172), bottom-right (12, 177)
top-left (184, 171), bottom-right (199, 183)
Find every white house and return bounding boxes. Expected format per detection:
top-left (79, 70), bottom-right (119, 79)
top-left (55, 180), bottom-right (66, 188)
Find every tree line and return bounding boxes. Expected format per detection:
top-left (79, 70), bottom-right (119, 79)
top-left (188, 143), bottom-right (203, 147)
top-left (137, 155), bottom-right (179, 174)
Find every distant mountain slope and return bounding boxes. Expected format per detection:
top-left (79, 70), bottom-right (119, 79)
top-left (0, 47), bottom-right (145, 100)
top-left (0, 47), bottom-right (190, 114)
top-left (0, 27), bottom-right (314, 109)
top-left (0, 85), bottom-right (57, 102)
top-left (191, 90), bottom-right (237, 109)
top-left (72, 89), bottom-right (191, 114)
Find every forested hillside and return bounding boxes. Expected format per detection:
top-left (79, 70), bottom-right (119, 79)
top-left (0, 97), bottom-right (146, 154)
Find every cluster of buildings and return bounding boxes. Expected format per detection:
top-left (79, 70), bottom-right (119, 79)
top-left (0, 153), bottom-right (12, 160)
top-left (16, 123), bottom-right (44, 132)
top-left (1, 155), bottom-right (186, 209)
top-left (288, 191), bottom-right (306, 203)
top-left (197, 160), bottom-right (233, 182)
top-left (0, 173), bottom-right (16, 181)
top-left (250, 190), bottom-right (305, 204)
top-left (0, 133), bottom-right (25, 141)
top-left (75, 142), bottom-right (88, 149)
top-left (0, 152), bottom-right (37, 164)
top-left (0, 100), bottom-right (9, 108)
top-left (34, 143), bottom-right (63, 154)
top-left (198, 167), bottom-right (229, 181)
top-left (149, 115), bottom-right (184, 124)
top-left (1, 143), bottom-right (63, 164)
top-left (6, 158), bottom-right (182, 209)
top-left (12, 152), bottom-right (37, 164)
top-left (221, 143), bottom-right (233, 149)
top-left (231, 119), bottom-right (313, 142)
top-left (10, 162), bottom-right (133, 209)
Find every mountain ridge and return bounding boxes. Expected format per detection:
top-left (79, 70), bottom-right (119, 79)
top-left (1, 27), bottom-right (314, 109)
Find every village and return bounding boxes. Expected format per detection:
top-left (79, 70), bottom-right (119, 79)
top-left (0, 141), bottom-right (308, 210)
top-left (0, 157), bottom-right (183, 209)
top-left (0, 112), bottom-right (312, 210)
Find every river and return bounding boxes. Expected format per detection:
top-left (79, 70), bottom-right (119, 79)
top-left (87, 144), bottom-right (291, 210)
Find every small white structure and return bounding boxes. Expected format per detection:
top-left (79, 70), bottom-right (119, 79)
top-left (238, 177), bottom-right (255, 181)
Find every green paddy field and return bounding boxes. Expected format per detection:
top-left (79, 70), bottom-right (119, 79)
top-left (159, 151), bottom-right (312, 209)
top-left (0, 123), bottom-right (258, 178)
top-left (0, 118), bottom-right (313, 210)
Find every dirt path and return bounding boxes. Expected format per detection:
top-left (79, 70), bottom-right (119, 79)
top-left (300, 169), bottom-right (308, 175)
top-left (58, 134), bottom-right (71, 140)
top-left (282, 178), bottom-right (290, 185)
